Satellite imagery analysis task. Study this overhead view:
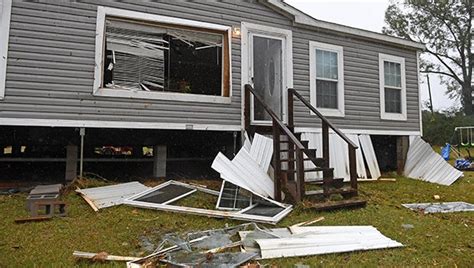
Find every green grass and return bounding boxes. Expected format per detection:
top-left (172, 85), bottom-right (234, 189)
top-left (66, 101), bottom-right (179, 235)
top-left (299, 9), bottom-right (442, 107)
top-left (0, 175), bottom-right (473, 267)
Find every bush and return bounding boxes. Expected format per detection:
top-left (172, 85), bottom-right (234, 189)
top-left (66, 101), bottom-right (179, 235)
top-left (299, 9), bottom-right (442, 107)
top-left (422, 109), bottom-right (474, 145)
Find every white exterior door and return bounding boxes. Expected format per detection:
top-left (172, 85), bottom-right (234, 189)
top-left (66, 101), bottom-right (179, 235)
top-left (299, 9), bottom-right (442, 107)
top-left (241, 22), bottom-right (293, 126)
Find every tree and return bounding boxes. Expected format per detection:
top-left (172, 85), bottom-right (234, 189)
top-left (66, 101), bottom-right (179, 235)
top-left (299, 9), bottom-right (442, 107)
top-left (383, 0), bottom-right (472, 114)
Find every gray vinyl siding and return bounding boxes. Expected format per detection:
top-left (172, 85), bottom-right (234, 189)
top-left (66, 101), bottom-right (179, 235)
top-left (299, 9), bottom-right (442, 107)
top-left (1, 0), bottom-right (420, 132)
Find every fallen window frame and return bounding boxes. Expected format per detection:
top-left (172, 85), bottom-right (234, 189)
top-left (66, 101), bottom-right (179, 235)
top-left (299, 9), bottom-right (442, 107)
top-left (123, 180), bottom-right (292, 224)
top-left (93, 6), bottom-right (232, 104)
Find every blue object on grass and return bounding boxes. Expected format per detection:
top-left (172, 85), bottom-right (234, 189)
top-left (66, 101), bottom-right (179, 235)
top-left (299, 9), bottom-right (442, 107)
top-left (441, 143), bottom-right (451, 160)
top-left (455, 159), bottom-right (471, 169)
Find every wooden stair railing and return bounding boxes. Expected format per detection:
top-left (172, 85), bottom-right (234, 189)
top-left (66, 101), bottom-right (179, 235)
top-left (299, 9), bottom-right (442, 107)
top-left (288, 88), bottom-right (359, 193)
top-left (244, 84), bottom-right (306, 202)
top-left (244, 84), bottom-right (360, 204)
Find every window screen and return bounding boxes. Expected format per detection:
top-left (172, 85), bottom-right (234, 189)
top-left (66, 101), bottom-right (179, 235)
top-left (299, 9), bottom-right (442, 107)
top-left (383, 61), bottom-right (402, 113)
top-left (315, 49), bottom-right (338, 109)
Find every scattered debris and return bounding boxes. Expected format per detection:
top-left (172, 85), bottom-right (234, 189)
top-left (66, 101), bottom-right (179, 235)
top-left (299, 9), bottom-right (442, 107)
top-left (359, 134), bottom-right (382, 180)
top-left (290, 216), bottom-right (325, 228)
top-left (14, 215), bottom-right (52, 224)
top-left (76, 181), bottom-right (150, 211)
top-left (404, 137), bottom-right (463, 186)
top-left (27, 183), bottom-right (63, 212)
top-left (29, 184), bottom-right (63, 195)
top-left (127, 223), bottom-right (260, 267)
top-left (378, 178), bottom-right (397, 182)
top-left (123, 180), bottom-right (292, 224)
top-left (402, 202), bottom-right (474, 214)
top-left (401, 224), bottom-right (414, 230)
top-left (239, 226), bottom-right (403, 259)
top-left (306, 199), bottom-right (367, 211)
top-left (212, 133), bottom-right (275, 199)
top-left (73, 251), bottom-right (140, 262)
top-left (433, 195), bottom-right (441, 200)
top-left (30, 200), bottom-right (67, 217)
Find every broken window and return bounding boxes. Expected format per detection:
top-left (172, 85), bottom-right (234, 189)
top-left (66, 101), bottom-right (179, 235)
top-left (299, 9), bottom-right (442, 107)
top-left (102, 17), bottom-right (230, 97)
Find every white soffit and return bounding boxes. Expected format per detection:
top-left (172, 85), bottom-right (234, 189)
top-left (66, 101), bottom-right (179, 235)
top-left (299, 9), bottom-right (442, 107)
top-left (359, 134), bottom-right (381, 180)
top-left (404, 137), bottom-right (463, 186)
top-left (265, 0), bottom-right (425, 50)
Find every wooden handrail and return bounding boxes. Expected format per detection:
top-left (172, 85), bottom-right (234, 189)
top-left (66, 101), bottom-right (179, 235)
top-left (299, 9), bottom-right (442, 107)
top-left (288, 88), bottom-right (358, 149)
top-left (244, 85), bottom-right (305, 150)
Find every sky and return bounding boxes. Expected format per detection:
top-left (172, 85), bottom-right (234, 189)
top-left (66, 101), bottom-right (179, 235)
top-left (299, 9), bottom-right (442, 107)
top-left (285, 0), bottom-right (458, 111)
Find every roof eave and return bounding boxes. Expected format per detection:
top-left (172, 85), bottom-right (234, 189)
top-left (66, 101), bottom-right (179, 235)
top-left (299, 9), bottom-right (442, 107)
top-left (264, 0), bottom-right (425, 50)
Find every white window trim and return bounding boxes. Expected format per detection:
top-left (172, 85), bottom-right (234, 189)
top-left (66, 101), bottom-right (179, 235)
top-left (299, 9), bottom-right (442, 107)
top-left (0, 0), bottom-right (12, 100)
top-left (379, 53), bottom-right (407, 121)
top-left (240, 22), bottom-right (293, 126)
top-left (93, 6), bottom-right (232, 104)
top-left (309, 41), bottom-right (344, 117)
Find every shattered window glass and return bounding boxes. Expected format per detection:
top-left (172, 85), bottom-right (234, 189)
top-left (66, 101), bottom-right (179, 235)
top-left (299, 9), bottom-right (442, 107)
top-left (103, 18), bottom-right (226, 96)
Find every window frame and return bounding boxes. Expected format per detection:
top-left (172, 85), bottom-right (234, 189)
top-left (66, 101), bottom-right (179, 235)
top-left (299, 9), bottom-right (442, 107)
top-left (309, 41), bottom-right (344, 117)
top-left (93, 6), bottom-right (232, 104)
top-left (379, 53), bottom-right (407, 121)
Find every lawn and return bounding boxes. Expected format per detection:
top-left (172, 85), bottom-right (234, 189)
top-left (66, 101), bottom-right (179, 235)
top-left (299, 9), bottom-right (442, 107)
top-left (0, 174), bottom-right (473, 267)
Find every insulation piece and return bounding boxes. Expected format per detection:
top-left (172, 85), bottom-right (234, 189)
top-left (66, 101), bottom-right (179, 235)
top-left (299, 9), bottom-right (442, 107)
top-left (76, 182), bottom-right (150, 210)
top-left (402, 202), bottom-right (474, 214)
top-left (404, 137), bottom-right (463, 186)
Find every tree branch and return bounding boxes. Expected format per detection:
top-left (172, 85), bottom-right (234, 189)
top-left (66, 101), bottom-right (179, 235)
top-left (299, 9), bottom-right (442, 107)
top-left (420, 70), bottom-right (461, 81)
top-left (424, 48), bottom-right (463, 83)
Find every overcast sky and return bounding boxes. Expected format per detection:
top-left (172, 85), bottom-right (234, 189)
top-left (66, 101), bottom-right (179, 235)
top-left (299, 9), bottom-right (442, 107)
top-left (285, 0), bottom-right (458, 111)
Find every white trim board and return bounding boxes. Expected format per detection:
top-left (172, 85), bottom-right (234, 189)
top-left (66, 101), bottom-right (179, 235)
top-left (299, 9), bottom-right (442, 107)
top-left (309, 41), bottom-right (344, 117)
top-left (0, 118), bottom-right (241, 131)
top-left (93, 6), bottom-right (233, 104)
top-left (379, 53), bottom-right (407, 121)
top-left (265, 0), bottom-right (425, 50)
top-left (295, 127), bottom-right (421, 136)
top-left (416, 51), bottom-right (423, 136)
top-left (0, 0), bottom-right (12, 100)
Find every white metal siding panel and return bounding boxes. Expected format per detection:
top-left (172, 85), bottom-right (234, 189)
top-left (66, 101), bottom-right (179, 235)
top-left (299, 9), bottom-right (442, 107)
top-left (76, 181), bottom-right (150, 209)
top-left (404, 137), bottom-right (463, 186)
top-left (254, 226), bottom-right (403, 259)
top-left (359, 134), bottom-right (381, 179)
top-left (301, 132), bottom-right (368, 181)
